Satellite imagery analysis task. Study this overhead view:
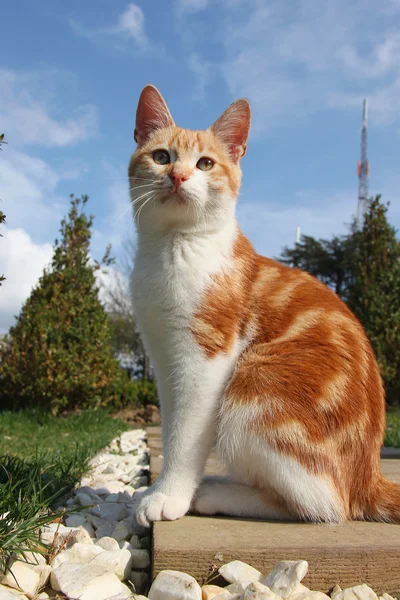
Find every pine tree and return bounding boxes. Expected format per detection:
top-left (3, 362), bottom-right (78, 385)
top-left (279, 232), bottom-right (359, 300)
top-left (348, 196), bottom-right (400, 404)
top-left (0, 194), bottom-right (122, 413)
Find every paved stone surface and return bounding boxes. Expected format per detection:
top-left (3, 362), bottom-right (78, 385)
top-left (148, 427), bottom-right (400, 596)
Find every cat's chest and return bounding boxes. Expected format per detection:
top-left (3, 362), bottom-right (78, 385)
top-left (132, 235), bottom-right (226, 333)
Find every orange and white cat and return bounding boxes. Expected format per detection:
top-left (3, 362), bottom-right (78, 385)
top-left (129, 85), bottom-right (400, 527)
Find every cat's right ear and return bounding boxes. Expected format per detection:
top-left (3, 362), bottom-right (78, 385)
top-left (211, 99), bottom-right (251, 163)
top-left (134, 85), bottom-right (175, 146)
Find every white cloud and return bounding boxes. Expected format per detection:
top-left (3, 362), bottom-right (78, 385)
top-left (237, 191), bottom-right (357, 259)
top-left (0, 68), bottom-right (98, 147)
top-left (115, 4), bottom-right (147, 48)
top-left (0, 228), bottom-right (53, 333)
top-left (0, 149), bottom-right (67, 240)
top-left (176, 0), bottom-right (209, 15)
top-left (179, 0), bottom-right (400, 130)
top-left (237, 183), bottom-right (400, 260)
top-left (71, 3), bottom-right (149, 51)
top-left (187, 53), bottom-right (215, 101)
top-left (329, 77), bottom-right (400, 124)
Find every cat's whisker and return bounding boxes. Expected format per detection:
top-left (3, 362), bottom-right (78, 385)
top-left (129, 183), bottom-right (156, 191)
top-left (134, 194), bottom-right (155, 232)
top-left (114, 190), bottom-right (155, 224)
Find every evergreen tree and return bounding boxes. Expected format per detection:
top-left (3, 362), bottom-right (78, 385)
top-left (0, 194), bottom-right (122, 413)
top-left (279, 232), bottom-right (359, 299)
top-left (348, 196), bottom-right (400, 404)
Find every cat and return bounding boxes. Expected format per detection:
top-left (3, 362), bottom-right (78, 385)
top-left (129, 85), bottom-right (400, 527)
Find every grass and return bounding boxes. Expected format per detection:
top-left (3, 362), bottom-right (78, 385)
top-left (0, 408), bottom-right (131, 574)
top-left (385, 409), bottom-right (400, 448)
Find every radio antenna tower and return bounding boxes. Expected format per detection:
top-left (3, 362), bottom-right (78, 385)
top-left (357, 98), bottom-right (369, 227)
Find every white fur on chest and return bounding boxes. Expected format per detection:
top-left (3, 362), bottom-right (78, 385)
top-left (132, 222), bottom-right (237, 350)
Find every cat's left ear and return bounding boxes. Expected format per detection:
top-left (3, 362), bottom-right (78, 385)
top-left (210, 99), bottom-right (251, 163)
top-left (134, 85), bottom-right (175, 146)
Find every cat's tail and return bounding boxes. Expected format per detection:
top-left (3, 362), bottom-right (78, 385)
top-left (365, 476), bottom-right (400, 523)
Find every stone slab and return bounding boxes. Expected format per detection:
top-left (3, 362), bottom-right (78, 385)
top-left (153, 517), bottom-right (400, 596)
top-left (147, 429), bottom-right (400, 595)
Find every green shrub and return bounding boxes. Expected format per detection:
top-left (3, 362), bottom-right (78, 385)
top-left (0, 195), bottom-right (122, 413)
top-left (108, 375), bottom-right (158, 409)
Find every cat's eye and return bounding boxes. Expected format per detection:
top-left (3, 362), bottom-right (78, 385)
top-left (153, 149), bottom-right (170, 165)
top-left (196, 157), bottom-right (214, 171)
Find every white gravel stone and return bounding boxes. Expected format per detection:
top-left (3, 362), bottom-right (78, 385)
top-left (128, 535), bottom-right (141, 549)
top-left (97, 537), bottom-right (121, 551)
top-left (104, 593), bottom-right (135, 600)
top-left (118, 474), bottom-right (131, 484)
top-left (18, 553), bottom-right (46, 567)
top-left (40, 523), bottom-right (70, 546)
top-left (106, 494), bottom-right (120, 503)
top-left (86, 514), bottom-right (104, 529)
top-left (0, 584), bottom-right (29, 599)
top-left (1, 559), bottom-right (51, 599)
top-left (219, 561), bottom-right (262, 586)
top-left (112, 522), bottom-right (131, 542)
top-left (65, 514), bottom-right (87, 528)
top-left (66, 525), bottom-right (94, 547)
top-left (244, 582), bottom-right (286, 600)
top-left (331, 586), bottom-right (343, 599)
top-left (35, 593), bottom-right (50, 600)
top-left (202, 585), bottom-right (227, 600)
top-left (334, 585), bottom-right (379, 600)
top-left (91, 503), bottom-right (128, 523)
top-left (130, 517), bottom-right (148, 537)
top-left (130, 549), bottom-right (150, 569)
top-left (50, 543), bottom-right (104, 568)
top-left (51, 563), bottom-right (127, 600)
top-left (118, 491), bottom-right (134, 503)
top-left (103, 464), bottom-right (122, 475)
top-left (94, 481), bottom-right (126, 494)
top-left (130, 570), bottom-right (148, 592)
top-left (297, 594), bottom-right (331, 600)
top-left (148, 570), bottom-right (201, 600)
top-left (75, 492), bottom-right (93, 507)
top-left (81, 522), bottom-right (96, 538)
top-left (91, 550), bottom-right (133, 580)
top-left (212, 593), bottom-right (240, 600)
top-left (262, 561), bottom-right (308, 599)
top-left (96, 522), bottom-right (115, 539)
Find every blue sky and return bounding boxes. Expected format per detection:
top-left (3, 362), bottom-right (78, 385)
top-left (1, 0), bottom-right (400, 332)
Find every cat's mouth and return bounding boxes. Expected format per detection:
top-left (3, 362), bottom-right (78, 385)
top-left (161, 188), bottom-right (189, 205)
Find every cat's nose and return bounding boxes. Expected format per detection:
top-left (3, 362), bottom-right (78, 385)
top-left (169, 171), bottom-right (188, 189)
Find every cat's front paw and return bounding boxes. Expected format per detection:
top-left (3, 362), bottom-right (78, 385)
top-left (136, 491), bottom-right (191, 527)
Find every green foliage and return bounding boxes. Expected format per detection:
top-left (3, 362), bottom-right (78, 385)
top-left (279, 232), bottom-right (359, 300)
top-left (0, 408), bottom-right (130, 574)
top-left (278, 195), bottom-right (400, 405)
top-left (385, 410), bottom-right (400, 448)
top-left (0, 408), bottom-right (130, 459)
top-left (0, 195), bottom-right (123, 413)
top-left (108, 375), bottom-right (158, 409)
top-left (347, 197), bottom-right (400, 404)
